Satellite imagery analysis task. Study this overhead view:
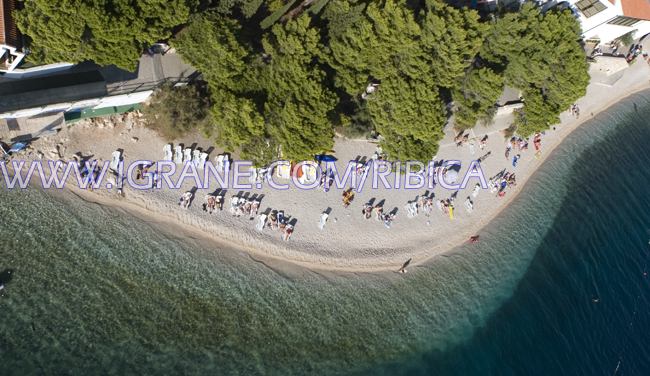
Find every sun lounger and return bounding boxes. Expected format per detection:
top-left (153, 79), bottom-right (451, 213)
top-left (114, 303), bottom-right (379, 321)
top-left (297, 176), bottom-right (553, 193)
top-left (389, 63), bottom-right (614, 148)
top-left (192, 150), bottom-right (200, 167)
top-left (472, 184), bottom-right (480, 198)
top-left (464, 198), bottom-right (473, 213)
top-left (110, 150), bottom-right (121, 171)
top-left (275, 161), bottom-right (291, 179)
top-left (174, 146), bottom-right (183, 164)
top-left (215, 154), bottom-right (225, 171)
top-left (163, 144), bottom-right (173, 161)
top-left (183, 148), bottom-right (192, 164)
top-left (318, 213), bottom-right (328, 230)
top-left (197, 152), bottom-right (207, 169)
top-left (256, 214), bottom-right (267, 231)
top-left (299, 163), bottom-right (318, 184)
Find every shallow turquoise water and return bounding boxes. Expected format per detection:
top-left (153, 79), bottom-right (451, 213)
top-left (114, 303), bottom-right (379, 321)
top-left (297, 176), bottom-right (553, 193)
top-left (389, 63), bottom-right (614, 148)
top-left (1, 91), bottom-right (649, 375)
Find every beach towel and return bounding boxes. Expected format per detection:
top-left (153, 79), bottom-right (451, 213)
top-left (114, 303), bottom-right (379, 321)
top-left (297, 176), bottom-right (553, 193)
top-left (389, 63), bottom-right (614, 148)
top-left (174, 146), bottom-right (183, 164)
top-left (299, 163), bottom-right (318, 184)
top-left (110, 150), bottom-right (121, 171)
top-left (163, 144), bottom-right (172, 161)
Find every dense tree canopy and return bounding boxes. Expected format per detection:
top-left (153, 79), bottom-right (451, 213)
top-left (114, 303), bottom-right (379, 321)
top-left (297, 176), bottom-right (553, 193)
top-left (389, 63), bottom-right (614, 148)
top-left (18, 0), bottom-right (590, 163)
top-left (174, 13), bottom-right (334, 164)
top-left (15, 0), bottom-right (197, 70)
top-left (325, 0), bottom-right (484, 160)
top-left (452, 67), bottom-right (504, 130)
top-left (142, 83), bottom-right (210, 140)
top-left (481, 4), bottom-right (589, 136)
top-left (260, 16), bottom-right (337, 160)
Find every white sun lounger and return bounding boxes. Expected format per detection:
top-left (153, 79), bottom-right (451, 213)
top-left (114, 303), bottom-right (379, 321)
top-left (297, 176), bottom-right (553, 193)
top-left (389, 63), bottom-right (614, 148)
top-left (183, 148), bottom-right (192, 164)
top-left (163, 144), bottom-right (173, 161)
top-left (464, 199), bottom-right (474, 213)
top-left (173, 146), bottom-right (183, 164)
top-left (215, 155), bottom-right (224, 171)
top-left (256, 214), bottom-right (267, 231)
top-left (215, 154), bottom-right (230, 171)
top-left (223, 154), bottom-right (230, 170)
top-left (318, 213), bottom-right (328, 230)
top-left (472, 184), bottom-right (480, 198)
top-left (192, 150), bottom-right (200, 167)
top-left (110, 150), bottom-right (121, 171)
top-left (198, 152), bottom-right (208, 169)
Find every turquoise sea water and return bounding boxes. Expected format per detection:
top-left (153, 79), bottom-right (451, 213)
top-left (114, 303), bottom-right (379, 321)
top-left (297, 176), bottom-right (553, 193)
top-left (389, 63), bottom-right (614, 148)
top-left (1, 92), bottom-right (650, 375)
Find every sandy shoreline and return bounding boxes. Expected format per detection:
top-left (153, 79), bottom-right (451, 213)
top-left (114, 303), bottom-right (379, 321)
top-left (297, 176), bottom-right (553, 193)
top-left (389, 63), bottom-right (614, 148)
top-left (6, 58), bottom-right (650, 273)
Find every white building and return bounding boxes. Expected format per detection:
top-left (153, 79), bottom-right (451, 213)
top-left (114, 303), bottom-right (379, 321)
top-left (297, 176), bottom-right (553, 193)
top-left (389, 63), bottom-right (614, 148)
top-left (569, 0), bottom-right (650, 43)
top-left (0, 0), bottom-right (25, 72)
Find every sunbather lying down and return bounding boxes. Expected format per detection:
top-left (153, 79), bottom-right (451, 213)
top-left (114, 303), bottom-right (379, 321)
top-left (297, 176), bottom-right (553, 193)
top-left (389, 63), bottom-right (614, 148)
top-left (342, 189), bottom-right (355, 207)
top-left (178, 191), bottom-right (193, 209)
top-left (229, 196), bottom-right (261, 218)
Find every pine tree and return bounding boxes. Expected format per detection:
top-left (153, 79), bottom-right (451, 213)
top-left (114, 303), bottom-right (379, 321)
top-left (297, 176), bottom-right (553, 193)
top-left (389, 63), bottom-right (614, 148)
top-left (261, 15), bottom-right (337, 160)
top-left (452, 67), bottom-right (504, 130)
top-left (481, 4), bottom-right (589, 136)
top-left (15, 0), bottom-right (197, 70)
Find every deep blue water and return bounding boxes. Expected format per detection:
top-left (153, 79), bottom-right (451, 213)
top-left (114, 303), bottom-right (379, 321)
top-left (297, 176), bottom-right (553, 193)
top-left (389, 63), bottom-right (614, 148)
top-left (374, 92), bottom-right (650, 375)
top-left (1, 92), bottom-right (650, 375)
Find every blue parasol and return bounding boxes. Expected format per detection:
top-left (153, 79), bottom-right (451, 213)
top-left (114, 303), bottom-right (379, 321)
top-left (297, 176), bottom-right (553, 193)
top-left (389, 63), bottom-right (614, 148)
top-left (315, 154), bottom-right (337, 162)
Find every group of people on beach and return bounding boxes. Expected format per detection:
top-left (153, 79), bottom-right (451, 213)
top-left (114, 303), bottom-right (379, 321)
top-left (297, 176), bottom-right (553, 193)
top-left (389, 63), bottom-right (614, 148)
top-left (454, 131), bottom-right (488, 155)
top-left (229, 195), bottom-right (261, 218)
top-left (361, 201), bottom-right (397, 228)
top-left (203, 194), bottom-right (224, 213)
top-left (505, 137), bottom-right (528, 159)
top-left (405, 194), bottom-right (435, 218)
top-left (489, 169), bottom-right (517, 197)
top-left (257, 209), bottom-right (294, 241)
top-left (170, 126), bottom-right (551, 249)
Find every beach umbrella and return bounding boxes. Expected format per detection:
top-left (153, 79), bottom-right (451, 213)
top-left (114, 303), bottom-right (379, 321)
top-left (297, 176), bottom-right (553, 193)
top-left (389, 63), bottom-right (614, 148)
top-left (315, 154), bottom-right (337, 162)
top-left (444, 169), bottom-right (459, 183)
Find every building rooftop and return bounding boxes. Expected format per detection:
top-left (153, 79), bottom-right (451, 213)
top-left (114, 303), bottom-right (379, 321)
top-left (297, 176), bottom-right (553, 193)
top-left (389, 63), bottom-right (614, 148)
top-left (620, 0), bottom-right (650, 21)
top-left (0, 70), bottom-right (107, 113)
top-left (0, 0), bottom-right (20, 47)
